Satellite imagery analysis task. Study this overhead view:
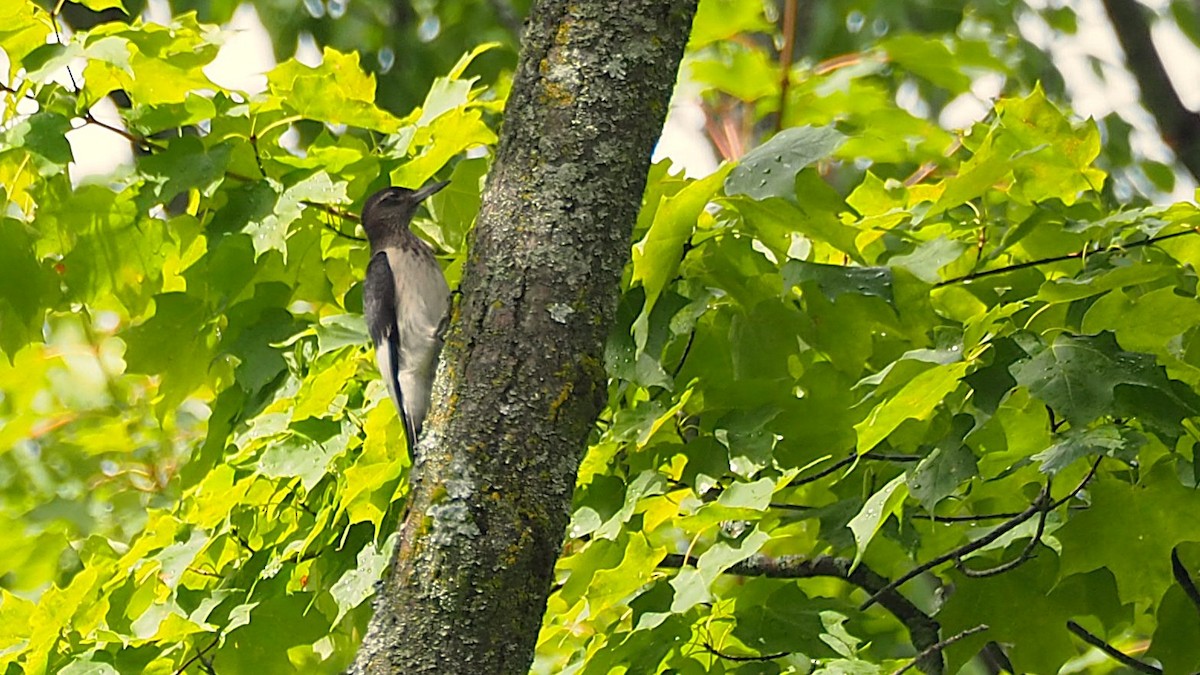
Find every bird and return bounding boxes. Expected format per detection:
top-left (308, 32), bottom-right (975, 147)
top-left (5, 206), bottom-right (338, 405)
top-left (360, 180), bottom-right (452, 447)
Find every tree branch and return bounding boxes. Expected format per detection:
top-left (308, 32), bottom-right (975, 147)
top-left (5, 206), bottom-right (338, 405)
top-left (660, 553), bottom-right (945, 675)
top-left (861, 458), bottom-right (1100, 610)
top-left (1100, 0), bottom-right (1200, 183)
top-left (956, 485), bottom-right (1050, 578)
top-left (889, 624), bottom-right (989, 675)
top-left (1066, 620), bottom-right (1161, 674)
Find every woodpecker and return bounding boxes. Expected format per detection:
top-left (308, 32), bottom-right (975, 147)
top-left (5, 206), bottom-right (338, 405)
top-left (360, 180), bottom-right (451, 446)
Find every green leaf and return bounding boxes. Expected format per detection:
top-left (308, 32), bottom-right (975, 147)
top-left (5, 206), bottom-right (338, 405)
top-left (818, 611), bottom-right (863, 658)
top-left (4, 112), bottom-right (73, 170)
top-left (1037, 262), bottom-right (1176, 303)
top-left (265, 48), bottom-right (403, 132)
top-left (76, 0), bottom-right (128, 12)
top-left (940, 556), bottom-right (1125, 674)
top-left (715, 477), bottom-right (775, 510)
top-left (669, 529), bottom-right (770, 612)
top-left (315, 314), bottom-right (368, 355)
top-left (1011, 331), bottom-right (1200, 428)
top-left (257, 436), bottom-right (337, 492)
top-left (689, 0), bottom-right (772, 48)
top-left (1172, 0), bottom-right (1200, 46)
top-left (138, 137), bottom-right (232, 204)
top-left (81, 17), bottom-right (221, 107)
top-left (725, 125), bottom-right (846, 203)
top-left (594, 471), bottom-right (667, 540)
top-left (882, 35), bottom-right (972, 92)
top-left (997, 86), bottom-right (1106, 204)
top-left (58, 655), bottom-right (120, 675)
top-left (1146, 580), bottom-right (1200, 673)
top-left (0, 2), bottom-right (50, 68)
top-left (1031, 424), bottom-right (1143, 475)
top-left (1084, 286), bottom-right (1200, 357)
top-left (391, 107), bottom-right (497, 187)
top-left (586, 532), bottom-right (668, 613)
top-left (855, 361), bottom-right (969, 453)
top-left (292, 354), bottom-right (358, 421)
top-left (846, 475), bottom-right (907, 568)
top-left (631, 165), bottom-right (732, 325)
top-left (1057, 465), bottom-right (1200, 605)
top-left (330, 534), bottom-right (398, 625)
top-left (733, 186), bottom-right (862, 261)
top-left (413, 43), bottom-right (497, 125)
top-left (123, 292), bottom-right (211, 402)
top-left (783, 261), bottom-right (893, 304)
top-left (731, 581), bottom-right (828, 657)
top-left (888, 237), bottom-right (966, 284)
top-left (907, 416), bottom-right (978, 511)
top-left (0, 219), bottom-right (55, 357)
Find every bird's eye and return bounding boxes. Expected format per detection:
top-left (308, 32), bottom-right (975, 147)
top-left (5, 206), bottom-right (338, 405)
top-left (379, 188), bottom-right (414, 205)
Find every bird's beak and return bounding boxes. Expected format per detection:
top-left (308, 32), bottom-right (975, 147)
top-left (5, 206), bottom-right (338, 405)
top-left (412, 180), bottom-right (451, 203)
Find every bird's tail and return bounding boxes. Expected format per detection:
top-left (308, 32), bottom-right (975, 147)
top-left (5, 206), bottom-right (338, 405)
top-left (378, 339), bottom-right (419, 453)
top-left (399, 406), bottom-right (418, 453)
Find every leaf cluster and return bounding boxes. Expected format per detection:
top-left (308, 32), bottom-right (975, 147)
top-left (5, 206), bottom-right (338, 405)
top-left (537, 7), bottom-right (1200, 674)
top-left (1, 4), bottom-right (498, 672)
top-left (6, 1), bottom-right (1200, 674)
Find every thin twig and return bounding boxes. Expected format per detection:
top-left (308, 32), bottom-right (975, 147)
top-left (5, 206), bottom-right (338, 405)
top-left (904, 137), bottom-right (964, 187)
top-left (702, 640), bottom-right (790, 663)
top-left (956, 484), bottom-right (1051, 578)
top-left (863, 452), bottom-right (923, 462)
top-left (232, 529), bottom-right (258, 555)
top-left (84, 112), bottom-right (163, 152)
top-left (861, 493), bottom-right (1040, 609)
top-left (1048, 456), bottom-right (1103, 511)
top-left (789, 452), bottom-right (858, 487)
top-left (671, 329), bottom-right (697, 380)
top-left (784, 450), bottom-right (923, 490)
top-left (47, 5), bottom-right (81, 92)
top-left (912, 511), bottom-right (1025, 522)
top-left (775, 0), bottom-right (797, 133)
top-left (768, 502), bottom-right (813, 512)
top-left (173, 636), bottom-right (220, 675)
top-left (890, 624), bottom-right (989, 675)
top-left (936, 228), bottom-right (1200, 288)
top-left (1172, 547), bottom-right (1200, 617)
top-left (917, 456), bottom-right (1102, 522)
top-left (0, 80), bottom-right (38, 101)
top-left (185, 566), bottom-right (222, 578)
top-left (1066, 620), bottom-right (1161, 674)
top-left (305, 200), bottom-right (360, 222)
top-left (861, 460), bottom-right (1100, 610)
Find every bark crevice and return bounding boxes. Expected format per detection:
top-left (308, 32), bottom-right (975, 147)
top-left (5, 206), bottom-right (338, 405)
top-left (350, 1), bottom-right (699, 672)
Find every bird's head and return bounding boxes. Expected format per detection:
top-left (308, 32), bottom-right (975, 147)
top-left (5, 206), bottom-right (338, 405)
top-left (361, 181), bottom-right (450, 244)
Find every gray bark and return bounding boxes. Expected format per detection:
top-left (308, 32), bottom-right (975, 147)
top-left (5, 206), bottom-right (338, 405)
top-left (350, 0), bottom-right (699, 672)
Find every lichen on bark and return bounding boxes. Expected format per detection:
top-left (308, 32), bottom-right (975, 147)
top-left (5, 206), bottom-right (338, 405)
top-left (349, 1), bottom-right (699, 673)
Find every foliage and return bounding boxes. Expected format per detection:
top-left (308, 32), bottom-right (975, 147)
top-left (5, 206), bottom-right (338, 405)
top-left (2, 3), bottom-right (497, 672)
top-left (5, 0), bottom-right (1200, 674)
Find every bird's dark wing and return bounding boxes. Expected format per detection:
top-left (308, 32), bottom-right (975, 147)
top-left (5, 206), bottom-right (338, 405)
top-left (365, 251), bottom-right (417, 445)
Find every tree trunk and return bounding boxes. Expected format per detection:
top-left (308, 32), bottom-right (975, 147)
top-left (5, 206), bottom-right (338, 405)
top-left (1101, 0), bottom-right (1200, 182)
top-left (350, 0), bottom-right (699, 672)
